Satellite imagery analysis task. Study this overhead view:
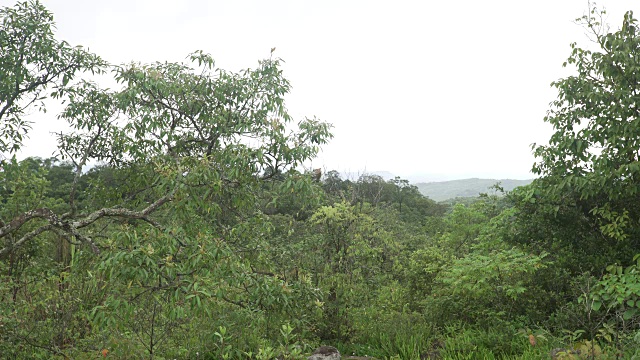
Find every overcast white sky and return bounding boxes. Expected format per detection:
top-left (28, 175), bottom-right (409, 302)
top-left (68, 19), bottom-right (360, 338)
top-left (11, 0), bottom-right (640, 181)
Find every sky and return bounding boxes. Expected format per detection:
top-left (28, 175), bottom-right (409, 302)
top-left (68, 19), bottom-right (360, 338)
top-left (10, 0), bottom-right (640, 181)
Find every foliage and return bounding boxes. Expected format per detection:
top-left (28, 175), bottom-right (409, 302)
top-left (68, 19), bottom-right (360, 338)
top-left (0, 1), bottom-right (332, 357)
top-left (6, 1), bottom-right (640, 359)
top-left (532, 8), bottom-right (640, 245)
top-left (0, 0), bottom-right (104, 154)
top-left (439, 325), bottom-right (535, 358)
top-left (308, 202), bottom-right (396, 341)
top-left (580, 257), bottom-right (640, 343)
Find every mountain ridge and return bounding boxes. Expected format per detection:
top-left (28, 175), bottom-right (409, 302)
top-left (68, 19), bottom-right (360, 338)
top-left (414, 178), bottom-right (534, 201)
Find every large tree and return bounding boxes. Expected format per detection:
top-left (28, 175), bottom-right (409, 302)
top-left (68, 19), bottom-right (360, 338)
top-left (532, 9), bottom-right (640, 244)
top-left (1, 43), bottom-right (331, 260)
top-left (0, 1), bottom-right (332, 356)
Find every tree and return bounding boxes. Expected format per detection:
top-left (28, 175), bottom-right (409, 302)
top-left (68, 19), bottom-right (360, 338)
top-left (0, 2), bottom-right (333, 356)
top-left (0, 50), bottom-right (331, 256)
top-left (309, 202), bottom-right (393, 340)
top-left (322, 170), bottom-right (350, 201)
top-left (0, 0), bottom-right (104, 155)
top-left (532, 8), bottom-right (640, 245)
top-left (0, 49), bottom-right (330, 350)
top-left (390, 176), bottom-right (410, 214)
top-left (352, 174), bottom-right (388, 208)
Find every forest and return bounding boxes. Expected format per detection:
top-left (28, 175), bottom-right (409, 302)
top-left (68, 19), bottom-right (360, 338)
top-left (2, 1), bottom-right (640, 359)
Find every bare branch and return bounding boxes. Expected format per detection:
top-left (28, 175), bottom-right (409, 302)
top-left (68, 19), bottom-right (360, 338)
top-left (72, 191), bottom-right (174, 229)
top-left (0, 188), bottom-right (173, 256)
top-left (0, 208), bottom-right (60, 238)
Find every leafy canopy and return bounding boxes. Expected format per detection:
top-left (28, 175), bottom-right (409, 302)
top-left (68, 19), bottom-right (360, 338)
top-left (0, 0), bottom-right (104, 154)
top-left (533, 9), bottom-right (640, 204)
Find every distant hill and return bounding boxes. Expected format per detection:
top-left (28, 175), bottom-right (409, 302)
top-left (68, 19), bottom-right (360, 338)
top-left (415, 178), bottom-right (534, 201)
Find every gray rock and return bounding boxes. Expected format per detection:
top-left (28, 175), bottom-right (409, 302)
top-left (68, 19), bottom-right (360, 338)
top-left (308, 345), bottom-right (340, 360)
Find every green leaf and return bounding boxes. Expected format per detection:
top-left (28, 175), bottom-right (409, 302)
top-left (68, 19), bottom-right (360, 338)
top-left (592, 300), bottom-right (602, 311)
top-left (623, 308), bottom-right (637, 320)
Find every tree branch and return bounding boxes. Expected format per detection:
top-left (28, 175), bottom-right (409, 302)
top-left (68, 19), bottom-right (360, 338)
top-left (71, 191), bottom-right (174, 229)
top-left (0, 224), bottom-right (55, 257)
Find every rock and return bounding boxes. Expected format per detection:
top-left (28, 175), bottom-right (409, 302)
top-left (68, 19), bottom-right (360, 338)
top-left (308, 345), bottom-right (341, 360)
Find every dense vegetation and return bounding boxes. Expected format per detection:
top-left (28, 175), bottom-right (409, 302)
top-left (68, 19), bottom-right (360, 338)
top-left (2, 2), bottom-right (640, 359)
